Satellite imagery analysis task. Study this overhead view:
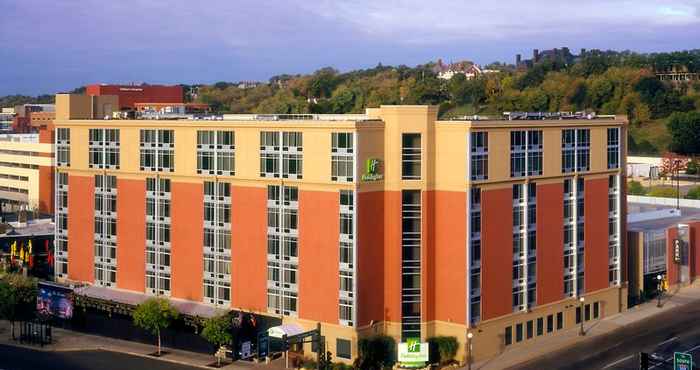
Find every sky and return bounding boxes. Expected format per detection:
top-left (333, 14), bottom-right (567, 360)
top-left (0, 0), bottom-right (699, 95)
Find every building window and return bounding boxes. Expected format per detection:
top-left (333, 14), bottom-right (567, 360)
top-left (267, 185), bottom-right (299, 317)
top-left (55, 172), bottom-right (69, 278)
top-left (607, 127), bottom-right (620, 169)
top-left (470, 132), bottom-right (488, 180)
top-left (556, 312), bottom-right (563, 330)
top-left (56, 128), bottom-right (70, 167)
top-left (94, 174), bottom-right (117, 287)
top-left (146, 177), bottom-right (171, 296)
top-left (401, 190), bottom-right (421, 341)
top-left (140, 129), bottom-right (174, 172)
top-left (469, 187), bottom-right (481, 324)
top-left (576, 129), bottom-right (590, 172)
top-left (336, 338), bottom-right (352, 359)
top-left (527, 130), bottom-right (543, 176)
top-left (608, 175), bottom-right (620, 286)
top-left (260, 131), bottom-right (280, 178)
top-left (510, 131), bottom-right (526, 177)
top-left (203, 181), bottom-right (231, 306)
top-left (197, 131), bottom-right (235, 176)
top-left (536, 317), bottom-right (543, 336)
top-left (562, 129), bottom-right (575, 173)
top-left (505, 327), bottom-right (512, 346)
top-left (513, 183), bottom-right (536, 311)
top-left (332, 133), bottom-right (354, 182)
top-left (89, 129), bottom-right (120, 169)
top-left (339, 189), bottom-right (355, 326)
top-left (282, 132), bottom-right (303, 179)
top-left (401, 133), bottom-right (421, 180)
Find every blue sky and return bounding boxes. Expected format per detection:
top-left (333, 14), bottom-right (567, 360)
top-left (0, 0), bottom-right (698, 95)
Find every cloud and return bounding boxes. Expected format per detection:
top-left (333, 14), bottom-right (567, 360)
top-left (301, 0), bottom-right (700, 44)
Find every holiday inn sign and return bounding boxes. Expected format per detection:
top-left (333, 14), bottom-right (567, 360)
top-left (361, 158), bottom-right (383, 181)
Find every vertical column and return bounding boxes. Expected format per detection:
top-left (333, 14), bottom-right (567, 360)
top-left (171, 181), bottom-right (203, 301)
top-left (67, 175), bottom-right (95, 283)
top-left (116, 178), bottom-right (146, 292)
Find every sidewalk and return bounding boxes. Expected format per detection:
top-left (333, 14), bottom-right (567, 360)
top-left (0, 322), bottom-right (261, 369)
top-left (472, 283), bottom-right (700, 370)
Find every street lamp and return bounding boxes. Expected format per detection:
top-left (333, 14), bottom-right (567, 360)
top-left (657, 274), bottom-right (663, 308)
top-left (467, 332), bottom-right (474, 370)
top-left (578, 296), bottom-right (585, 336)
top-left (675, 159), bottom-right (681, 210)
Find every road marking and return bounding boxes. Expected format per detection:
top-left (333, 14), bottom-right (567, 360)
top-left (657, 336), bottom-right (679, 346)
top-left (602, 354), bottom-right (635, 369)
top-left (649, 343), bottom-right (700, 370)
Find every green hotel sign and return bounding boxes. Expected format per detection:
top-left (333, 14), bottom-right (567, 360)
top-left (398, 338), bottom-right (428, 368)
top-left (361, 158), bottom-right (383, 182)
top-left (674, 352), bottom-right (692, 370)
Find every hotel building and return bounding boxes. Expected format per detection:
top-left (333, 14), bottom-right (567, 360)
top-left (54, 93), bottom-right (627, 362)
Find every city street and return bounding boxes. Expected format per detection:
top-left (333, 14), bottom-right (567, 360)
top-left (509, 297), bottom-right (700, 370)
top-left (0, 344), bottom-right (202, 370)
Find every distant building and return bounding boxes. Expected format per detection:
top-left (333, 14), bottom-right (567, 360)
top-left (85, 84), bottom-right (184, 110)
top-left (12, 104), bottom-right (54, 134)
top-left (432, 59), bottom-right (499, 80)
top-left (237, 81), bottom-right (263, 89)
top-left (656, 65), bottom-right (700, 83)
top-left (0, 133), bottom-right (53, 213)
top-left (627, 196), bottom-right (700, 306)
top-left (516, 47), bottom-right (577, 69)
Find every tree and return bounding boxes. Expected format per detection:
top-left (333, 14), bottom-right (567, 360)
top-left (201, 314), bottom-right (233, 367)
top-left (686, 186), bottom-right (700, 200)
top-left (0, 274), bottom-right (37, 339)
top-left (132, 297), bottom-right (179, 356)
top-left (627, 181), bottom-right (647, 196)
top-left (667, 112), bottom-right (700, 155)
top-left (355, 335), bottom-right (396, 370)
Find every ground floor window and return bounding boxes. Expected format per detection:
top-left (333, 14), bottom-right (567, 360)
top-left (336, 338), bottom-right (351, 359)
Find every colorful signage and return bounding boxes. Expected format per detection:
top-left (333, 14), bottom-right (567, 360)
top-left (36, 282), bottom-right (74, 319)
top-left (398, 338), bottom-right (429, 368)
top-left (674, 239), bottom-right (682, 263)
top-left (361, 158), bottom-right (383, 182)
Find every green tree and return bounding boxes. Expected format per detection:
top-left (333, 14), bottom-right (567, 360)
top-left (686, 160), bottom-right (699, 175)
top-left (132, 297), bottom-right (179, 356)
top-left (355, 335), bottom-right (396, 370)
top-left (686, 186), bottom-right (700, 199)
top-left (667, 111), bottom-right (700, 155)
top-left (627, 180), bottom-right (647, 195)
top-left (0, 274), bottom-right (37, 339)
top-left (201, 314), bottom-right (233, 367)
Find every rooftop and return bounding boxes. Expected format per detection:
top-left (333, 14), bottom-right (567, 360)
top-left (627, 196), bottom-right (700, 231)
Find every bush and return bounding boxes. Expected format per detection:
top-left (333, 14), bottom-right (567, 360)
top-left (686, 160), bottom-right (699, 175)
top-left (331, 362), bottom-right (354, 370)
top-left (647, 186), bottom-right (679, 198)
top-left (627, 180), bottom-right (647, 195)
top-left (686, 186), bottom-right (700, 200)
top-left (427, 336), bottom-right (459, 365)
top-left (356, 335), bottom-right (396, 369)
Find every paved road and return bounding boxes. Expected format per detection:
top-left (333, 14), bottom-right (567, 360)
top-left (508, 298), bottom-right (700, 370)
top-left (0, 344), bottom-right (202, 370)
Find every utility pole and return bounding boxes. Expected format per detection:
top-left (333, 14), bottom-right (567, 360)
top-left (657, 274), bottom-right (663, 308)
top-left (467, 332), bottom-right (474, 370)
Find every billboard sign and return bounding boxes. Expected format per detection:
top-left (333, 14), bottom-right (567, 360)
top-left (36, 282), bottom-right (74, 319)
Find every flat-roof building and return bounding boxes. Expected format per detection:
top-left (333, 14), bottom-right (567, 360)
top-left (0, 133), bottom-right (53, 213)
top-left (85, 84), bottom-right (184, 110)
top-left (53, 93), bottom-right (627, 363)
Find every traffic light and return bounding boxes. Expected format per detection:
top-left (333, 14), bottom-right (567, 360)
top-left (640, 352), bottom-right (649, 370)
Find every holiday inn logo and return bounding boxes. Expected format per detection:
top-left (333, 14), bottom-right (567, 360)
top-left (361, 158), bottom-right (383, 181)
top-left (406, 338), bottom-right (420, 353)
